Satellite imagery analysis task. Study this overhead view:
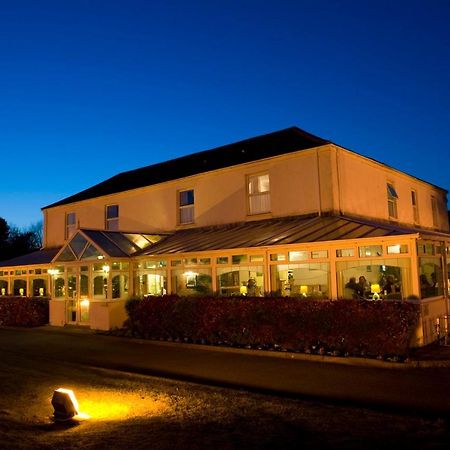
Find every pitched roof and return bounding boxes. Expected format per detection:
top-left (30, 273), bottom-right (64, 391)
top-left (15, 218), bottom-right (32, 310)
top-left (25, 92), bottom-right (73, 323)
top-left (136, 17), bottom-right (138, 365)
top-left (0, 247), bottom-right (61, 268)
top-left (43, 126), bottom-right (329, 209)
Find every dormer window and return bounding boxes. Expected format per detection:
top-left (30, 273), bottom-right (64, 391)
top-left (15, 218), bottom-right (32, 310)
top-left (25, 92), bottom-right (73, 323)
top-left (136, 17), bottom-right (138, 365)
top-left (248, 173), bottom-right (270, 215)
top-left (65, 212), bottom-right (76, 239)
top-left (179, 189), bottom-right (194, 224)
top-left (387, 182), bottom-right (398, 219)
top-left (106, 205), bottom-right (119, 231)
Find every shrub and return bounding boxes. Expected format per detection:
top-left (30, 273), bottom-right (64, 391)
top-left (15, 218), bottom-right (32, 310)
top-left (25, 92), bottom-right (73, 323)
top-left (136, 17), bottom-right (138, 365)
top-left (0, 296), bottom-right (49, 327)
top-left (123, 296), bottom-right (420, 358)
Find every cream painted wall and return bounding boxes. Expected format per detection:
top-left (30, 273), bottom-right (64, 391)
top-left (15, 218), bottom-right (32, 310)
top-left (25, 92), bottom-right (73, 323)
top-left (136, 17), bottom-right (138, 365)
top-left (43, 144), bottom-right (448, 248)
top-left (44, 147), bottom-right (336, 247)
top-left (332, 146), bottom-right (449, 231)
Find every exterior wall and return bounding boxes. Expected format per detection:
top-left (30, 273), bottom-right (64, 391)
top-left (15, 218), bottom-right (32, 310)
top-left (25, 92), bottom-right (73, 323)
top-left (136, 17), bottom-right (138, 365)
top-left (332, 146), bottom-right (449, 232)
top-left (44, 146), bottom-right (336, 247)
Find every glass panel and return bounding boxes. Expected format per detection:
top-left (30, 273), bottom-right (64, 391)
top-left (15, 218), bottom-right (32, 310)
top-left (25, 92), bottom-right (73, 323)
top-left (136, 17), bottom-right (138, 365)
top-left (337, 258), bottom-right (411, 300)
top-left (387, 244), bottom-right (408, 254)
top-left (69, 234), bottom-right (89, 258)
top-left (249, 255), bottom-right (264, 262)
top-left (179, 205), bottom-right (194, 224)
top-left (56, 246), bottom-right (76, 262)
top-left (106, 218), bottom-right (119, 231)
top-left (104, 233), bottom-right (138, 255)
top-left (270, 253), bottom-right (286, 262)
top-left (199, 258), bottom-right (211, 265)
top-left (134, 270), bottom-right (167, 296)
top-left (106, 204), bottom-right (119, 219)
top-left (289, 251), bottom-right (308, 261)
top-left (248, 192), bottom-right (270, 215)
top-left (358, 245), bottom-right (383, 257)
top-left (311, 250), bottom-right (328, 259)
top-left (144, 260), bottom-right (167, 269)
top-left (112, 261), bottom-right (129, 270)
top-left (171, 269), bottom-right (212, 295)
top-left (0, 280), bottom-right (8, 295)
top-left (171, 260), bottom-right (182, 267)
top-left (13, 279), bottom-right (27, 296)
top-left (270, 264), bottom-right (329, 299)
top-left (216, 257), bottom-right (228, 264)
top-left (81, 244), bottom-right (103, 260)
top-left (93, 275), bottom-right (107, 299)
top-left (32, 278), bottom-right (47, 296)
top-left (124, 234), bottom-right (152, 249)
top-left (80, 266), bottom-right (89, 296)
top-left (67, 272), bottom-right (77, 299)
top-left (217, 266), bottom-right (264, 296)
top-left (82, 230), bottom-right (124, 257)
top-left (419, 258), bottom-right (443, 298)
top-left (179, 190), bottom-right (194, 206)
top-left (112, 274), bottom-right (129, 299)
top-left (232, 255), bottom-right (247, 264)
top-left (387, 183), bottom-right (398, 199)
top-left (184, 258), bottom-right (198, 266)
top-left (336, 248), bottom-right (355, 257)
top-left (54, 276), bottom-right (65, 298)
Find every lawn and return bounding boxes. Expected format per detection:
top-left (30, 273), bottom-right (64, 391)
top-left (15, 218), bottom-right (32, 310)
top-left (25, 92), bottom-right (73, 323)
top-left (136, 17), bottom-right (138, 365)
top-left (0, 349), bottom-right (448, 449)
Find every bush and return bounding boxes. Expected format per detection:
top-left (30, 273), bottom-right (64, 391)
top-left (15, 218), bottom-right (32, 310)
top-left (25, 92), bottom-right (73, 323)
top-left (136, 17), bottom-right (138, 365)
top-left (123, 296), bottom-right (420, 359)
top-left (0, 296), bottom-right (49, 327)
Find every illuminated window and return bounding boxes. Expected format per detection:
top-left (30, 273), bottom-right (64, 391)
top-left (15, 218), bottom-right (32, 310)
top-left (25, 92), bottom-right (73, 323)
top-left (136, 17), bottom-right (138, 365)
top-left (358, 245), bottom-right (383, 257)
top-left (65, 213), bottom-right (76, 239)
top-left (336, 248), bottom-right (355, 257)
top-left (387, 244), bottom-right (408, 254)
top-left (289, 251), bottom-right (308, 261)
top-left (411, 190), bottom-right (419, 224)
top-left (179, 190), bottom-right (194, 224)
top-left (106, 205), bottom-right (119, 231)
top-left (248, 174), bottom-right (270, 215)
top-left (387, 183), bottom-right (398, 219)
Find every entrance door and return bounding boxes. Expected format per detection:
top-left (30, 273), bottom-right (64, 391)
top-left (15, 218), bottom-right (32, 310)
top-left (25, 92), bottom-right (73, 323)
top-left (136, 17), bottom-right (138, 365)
top-left (66, 266), bottom-right (90, 325)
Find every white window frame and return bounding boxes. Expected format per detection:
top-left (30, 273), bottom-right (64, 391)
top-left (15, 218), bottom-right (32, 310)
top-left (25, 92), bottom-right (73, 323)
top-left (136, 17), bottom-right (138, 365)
top-left (105, 204), bottom-right (119, 231)
top-left (387, 182), bottom-right (398, 219)
top-left (247, 173), bottom-right (270, 215)
top-left (178, 189), bottom-right (195, 225)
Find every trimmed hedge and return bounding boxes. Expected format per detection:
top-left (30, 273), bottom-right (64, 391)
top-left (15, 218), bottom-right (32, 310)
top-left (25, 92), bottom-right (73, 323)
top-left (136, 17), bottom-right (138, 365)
top-left (0, 296), bottom-right (49, 327)
top-left (124, 296), bottom-right (420, 359)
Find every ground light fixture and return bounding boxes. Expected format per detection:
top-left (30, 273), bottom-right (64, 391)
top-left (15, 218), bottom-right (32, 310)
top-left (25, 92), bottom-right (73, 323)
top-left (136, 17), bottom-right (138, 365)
top-left (51, 388), bottom-right (89, 422)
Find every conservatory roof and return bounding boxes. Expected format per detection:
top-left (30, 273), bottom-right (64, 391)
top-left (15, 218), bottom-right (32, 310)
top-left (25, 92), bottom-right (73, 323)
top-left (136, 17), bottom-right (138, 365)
top-left (138, 214), bottom-right (429, 256)
top-left (0, 247), bottom-right (62, 268)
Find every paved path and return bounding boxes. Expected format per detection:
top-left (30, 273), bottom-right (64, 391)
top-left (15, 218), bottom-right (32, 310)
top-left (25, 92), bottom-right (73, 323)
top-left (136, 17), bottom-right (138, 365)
top-left (1, 326), bottom-right (450, 416)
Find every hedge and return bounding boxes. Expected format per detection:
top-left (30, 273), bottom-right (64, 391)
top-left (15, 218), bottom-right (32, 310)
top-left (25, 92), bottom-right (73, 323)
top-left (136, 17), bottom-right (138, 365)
top-left (124, 296), bottom-right (420, 359)
top-left (0, 296), bottom-right (49, 327)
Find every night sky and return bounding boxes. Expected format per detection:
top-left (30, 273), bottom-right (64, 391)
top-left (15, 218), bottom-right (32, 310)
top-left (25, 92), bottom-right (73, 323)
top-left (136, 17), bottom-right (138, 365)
top-left (1, 0), bottom-right (449, 228)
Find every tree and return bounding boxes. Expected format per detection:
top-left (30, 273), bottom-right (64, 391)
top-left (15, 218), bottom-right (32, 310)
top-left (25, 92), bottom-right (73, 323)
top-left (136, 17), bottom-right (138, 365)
top-left (0, 218), bottom-right (42, 262)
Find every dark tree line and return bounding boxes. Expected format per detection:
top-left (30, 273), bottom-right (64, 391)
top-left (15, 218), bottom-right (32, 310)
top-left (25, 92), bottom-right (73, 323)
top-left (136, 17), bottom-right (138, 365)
top-left (0, 217), bottom-right (42, 262)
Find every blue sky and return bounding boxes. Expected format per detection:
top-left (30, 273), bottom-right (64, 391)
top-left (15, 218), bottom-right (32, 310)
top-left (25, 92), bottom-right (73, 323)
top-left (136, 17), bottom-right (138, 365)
top-left (1, 0), bottom-right (449, 228)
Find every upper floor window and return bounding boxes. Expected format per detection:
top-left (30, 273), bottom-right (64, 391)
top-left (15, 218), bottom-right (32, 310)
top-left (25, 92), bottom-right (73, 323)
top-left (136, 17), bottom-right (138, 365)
top-left (248, 173), bottom-right (270, 215)
top-left (431, 195), bottom-right (439, 228)
top-left (106, 205), bottom-right (119, 231)
top-left (387, 182), bottom-right (398, 219)
top-left (411, 190), bottom-right (419, 224)
top-left (65, 212), bottom-right (76, 239)
top-left (179, 189), bottom-right (194, 224)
